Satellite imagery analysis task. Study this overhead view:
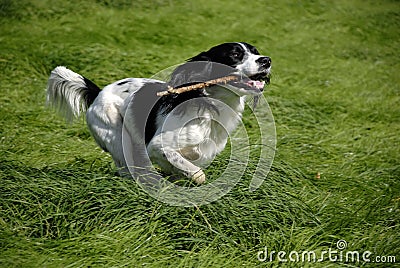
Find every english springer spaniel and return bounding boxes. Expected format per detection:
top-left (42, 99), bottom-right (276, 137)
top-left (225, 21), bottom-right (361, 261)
top-left (46, 42), bottom-right (271, 184)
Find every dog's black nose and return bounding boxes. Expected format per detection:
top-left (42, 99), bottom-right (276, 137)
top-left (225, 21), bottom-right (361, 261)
top-left (256, 57), bottom-right (271, 68)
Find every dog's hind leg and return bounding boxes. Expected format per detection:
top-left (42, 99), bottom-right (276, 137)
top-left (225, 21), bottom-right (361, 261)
top-left (86, 96), bottom-right (129, 176)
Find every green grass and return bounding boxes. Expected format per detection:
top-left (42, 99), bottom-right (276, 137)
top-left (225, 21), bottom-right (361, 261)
top-left (1, 0), bottom-right (399, 267)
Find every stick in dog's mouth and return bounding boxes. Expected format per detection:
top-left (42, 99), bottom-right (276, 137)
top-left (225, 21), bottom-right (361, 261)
top-left (156, 75), bottom-right (238, 97)
top-left (156, 73), bottom-right (269, 97)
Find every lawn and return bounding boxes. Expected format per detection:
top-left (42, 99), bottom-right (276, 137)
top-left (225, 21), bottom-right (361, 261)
top-left (1, 0), bottom-right (399, 267)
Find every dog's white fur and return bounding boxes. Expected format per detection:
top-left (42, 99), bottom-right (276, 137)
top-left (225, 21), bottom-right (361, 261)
top-left (46, 42), bottom-right (271, 183)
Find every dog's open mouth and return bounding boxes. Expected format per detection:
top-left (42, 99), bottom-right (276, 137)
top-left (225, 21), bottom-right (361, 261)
top-left (250, 72), bottom-right (271, 86)
top-left (231, 71), bottom-right (271, 93)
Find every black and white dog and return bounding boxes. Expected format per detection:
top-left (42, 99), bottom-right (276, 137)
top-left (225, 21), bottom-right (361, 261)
top-left (46, 42), bottom-right (271, 184)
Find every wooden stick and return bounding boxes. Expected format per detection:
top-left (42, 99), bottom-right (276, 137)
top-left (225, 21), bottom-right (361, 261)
top-left (156, 75), bottom-right (238, 96)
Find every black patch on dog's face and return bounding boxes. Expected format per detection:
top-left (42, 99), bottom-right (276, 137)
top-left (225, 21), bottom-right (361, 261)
top-left (188, 42), bottom-right (252, 67)
top-left (187, 42), bottom-right (270, 83)
top-left (240, 42), bottom-right (260, 55)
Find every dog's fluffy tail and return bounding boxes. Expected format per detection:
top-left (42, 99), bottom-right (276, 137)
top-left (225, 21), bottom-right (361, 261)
top-left (46, 66), bottom-right (101, 122)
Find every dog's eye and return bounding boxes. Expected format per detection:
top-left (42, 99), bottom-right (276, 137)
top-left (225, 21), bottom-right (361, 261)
top-left (231, 52), bottom-right (240, 58)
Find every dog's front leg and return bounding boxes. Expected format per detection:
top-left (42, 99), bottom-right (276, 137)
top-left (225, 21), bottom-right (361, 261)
top-left (147, 145), bottom-right (206, 184)
top-left (164, 150), bottom-right (206, 184)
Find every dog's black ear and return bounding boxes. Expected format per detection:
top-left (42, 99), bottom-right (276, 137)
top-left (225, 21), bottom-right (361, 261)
top-left (169, 61), bottom-right (214, 88)
top-left (188, 51), bottom-right (210, 62)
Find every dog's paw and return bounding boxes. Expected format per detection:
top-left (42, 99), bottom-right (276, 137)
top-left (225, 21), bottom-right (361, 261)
top-left (191, 169), bottom-right (206, 184)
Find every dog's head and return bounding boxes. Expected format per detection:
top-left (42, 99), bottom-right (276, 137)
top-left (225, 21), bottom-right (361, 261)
top-left (162, 42), bottom-right (271, 115)
top-left (187, 42), bottom-right (271, 96)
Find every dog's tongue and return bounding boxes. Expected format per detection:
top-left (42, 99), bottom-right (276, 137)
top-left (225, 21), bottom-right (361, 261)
top-left (247, 80), bottom-right (265, 90)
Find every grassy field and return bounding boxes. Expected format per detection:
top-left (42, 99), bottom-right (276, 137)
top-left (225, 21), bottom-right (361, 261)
top-left (1, 0), bottom-right (399, 267)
